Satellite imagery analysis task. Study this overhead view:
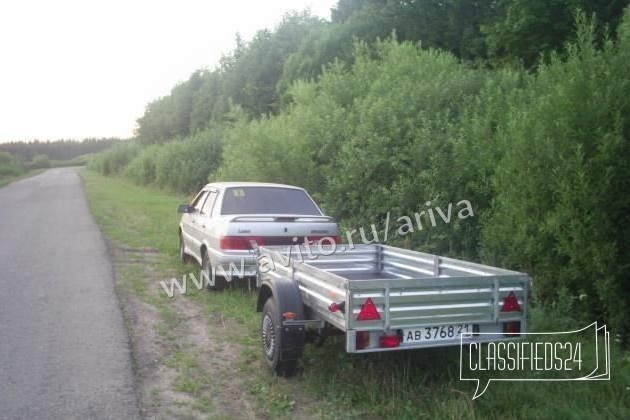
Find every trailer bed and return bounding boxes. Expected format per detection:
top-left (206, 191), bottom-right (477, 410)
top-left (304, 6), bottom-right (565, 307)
top-left (256, 243), bottom-right (530, 357)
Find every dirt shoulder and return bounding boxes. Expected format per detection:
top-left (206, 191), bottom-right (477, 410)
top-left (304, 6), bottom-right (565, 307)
top-left (109, 241), bottom-right (260, 419)
top-left (108, 240), bottom-right (325, 419)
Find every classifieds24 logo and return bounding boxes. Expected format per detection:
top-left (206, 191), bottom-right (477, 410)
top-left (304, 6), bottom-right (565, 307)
top-left (459, 322), bottom-right (611, 399)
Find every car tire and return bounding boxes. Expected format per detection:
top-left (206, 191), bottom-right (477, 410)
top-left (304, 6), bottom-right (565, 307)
top-left (203, 250), bottom-right (227, 291)
top-left (179, 234), bottom-right (192, 264)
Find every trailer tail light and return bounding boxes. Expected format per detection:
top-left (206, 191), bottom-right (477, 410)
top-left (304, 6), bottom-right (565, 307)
top-left (379, 333), bottom-right (400, 348)
top-left (503, 321), bottom-right (521, 336)
top-left (356, 331), bottom-right (370, 350)
top-left (219, 236), bottom-right (263, 250)
top-left (328, 301), bottom-right (345, 314)
top-left (356, 298), bottom-right (381, 321)
top-left (501, 292), bottom-right (521, 312)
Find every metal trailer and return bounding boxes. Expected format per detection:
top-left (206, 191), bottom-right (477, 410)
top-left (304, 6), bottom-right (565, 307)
top-left (255, 243), bottom-right (530, 376)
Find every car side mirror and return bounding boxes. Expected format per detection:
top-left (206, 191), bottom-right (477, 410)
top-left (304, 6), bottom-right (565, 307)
top-left (177, 204), bottom-right (192, 213)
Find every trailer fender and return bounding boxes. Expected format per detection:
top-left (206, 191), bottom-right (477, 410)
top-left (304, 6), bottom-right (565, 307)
top-left (257, 277), bottom-right (305, 363)
top-left (257, 278), bottom-right (304, 318)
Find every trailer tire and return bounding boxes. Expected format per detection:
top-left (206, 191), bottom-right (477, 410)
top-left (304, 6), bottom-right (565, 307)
top-left (261, 297), bottom-right (299, 376)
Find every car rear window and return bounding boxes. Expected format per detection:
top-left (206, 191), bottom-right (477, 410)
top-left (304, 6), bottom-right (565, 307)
top-left (221, 187), bottom-right (321, 215)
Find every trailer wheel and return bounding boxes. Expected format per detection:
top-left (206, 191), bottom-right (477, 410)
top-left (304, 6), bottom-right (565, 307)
top-left (202, 250), bottom-right (227, 291)
top-left (261, 298), bottom-right (298, 376)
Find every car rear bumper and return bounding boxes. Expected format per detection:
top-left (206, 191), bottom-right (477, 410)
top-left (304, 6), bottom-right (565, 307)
top-left (207, 248), bottom-right (257, 278)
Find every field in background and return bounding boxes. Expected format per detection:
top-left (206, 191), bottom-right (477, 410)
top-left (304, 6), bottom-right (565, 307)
top-left (80, 169), bottom-right (630, 419)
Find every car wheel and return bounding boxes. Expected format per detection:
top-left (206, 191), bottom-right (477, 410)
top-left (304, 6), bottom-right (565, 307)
top-left (203, 250), bottom-right (227, 291)
top-left (179, 234), bottom-right (191, 264)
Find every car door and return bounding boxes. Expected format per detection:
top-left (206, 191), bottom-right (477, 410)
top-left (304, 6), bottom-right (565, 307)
top-left (197, 190), bottom-right (219, 252)
top-left (184, 190), bottom-right (208, 261)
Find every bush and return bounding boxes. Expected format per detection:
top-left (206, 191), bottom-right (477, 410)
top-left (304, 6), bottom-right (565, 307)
top-left (478, 13), bottom-right (630, 336)
top-left (154, 128), bottom-right (224, 193)
top-left (0, 151), bottom-right (25, 177)
top-left (29, 154), bottom-right (51, 169)
top-left (219, 39), bottom-right (487, 255)
top-left (88, 141), bottom-right (141, 176)
top-left (119, 127), bottom-right (224, 193)
top-left (123, 145), bottom-right (159, 186)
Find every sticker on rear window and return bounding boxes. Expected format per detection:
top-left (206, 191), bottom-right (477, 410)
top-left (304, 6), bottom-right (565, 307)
top-left (233, 189), bottom-right (245, 197)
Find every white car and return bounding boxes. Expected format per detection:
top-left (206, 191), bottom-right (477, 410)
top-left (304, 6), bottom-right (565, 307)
top-left (178, 182), bottom-right (340, 289)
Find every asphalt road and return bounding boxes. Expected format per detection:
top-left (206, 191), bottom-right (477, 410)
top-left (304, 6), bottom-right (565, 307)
top-left (0, 169), bottom-right (139, 419)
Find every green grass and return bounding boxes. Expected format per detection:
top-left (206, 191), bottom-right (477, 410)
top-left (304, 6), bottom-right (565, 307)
top-left (80, 169), bottom-right (630, 419)
top-left (0, 168), bottom-right (47, 188)
top-left (81, 169), bottom-right (186, 253)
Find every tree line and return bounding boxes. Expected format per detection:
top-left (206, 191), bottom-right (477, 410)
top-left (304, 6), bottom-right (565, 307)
top-left (133, 1), bottom-right (629, 145)
top-left (90, 1), bottom-right (630, 339)
top-left (1, 138), bottom-right (120, 161)
top-left (0, 138), bottom-right (120, 176)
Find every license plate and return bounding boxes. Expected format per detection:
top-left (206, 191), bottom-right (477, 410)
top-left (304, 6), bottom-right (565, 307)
top-left (402, 324), bottom-right (472, 343)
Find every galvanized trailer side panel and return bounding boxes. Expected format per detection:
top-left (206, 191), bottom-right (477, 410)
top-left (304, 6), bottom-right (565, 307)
top-left (257, 246), bottom-right (348, 331)
top-left (379, 244), bottom-right (521, 278)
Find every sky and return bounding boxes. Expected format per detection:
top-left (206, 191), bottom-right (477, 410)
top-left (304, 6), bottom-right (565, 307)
top-left (0, 0), bottom-right (337, 143)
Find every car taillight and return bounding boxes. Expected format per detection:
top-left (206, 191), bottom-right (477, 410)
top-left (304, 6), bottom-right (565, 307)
top-left (501, 291), bottom-right (521, 312)
top-left (219, 236), bottom-right (263, 250)
top-left (356, 298), bottom-right (381, 321)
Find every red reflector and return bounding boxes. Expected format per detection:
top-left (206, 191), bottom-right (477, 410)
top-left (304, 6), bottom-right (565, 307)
top-left (356, 298), bottom-right (381, 321)
top-left (282, 312), bottom-right (297, 320)
top-left (219, 236), bottom-right (263, 250)
top-left (501, 292), bottom-right (521, 312)
top-left (328, 301), bottom-right (345, 314)
top-left (356, 331), bottom-right (370, 349)
top-left (379, 334), bottom-right (400, 348)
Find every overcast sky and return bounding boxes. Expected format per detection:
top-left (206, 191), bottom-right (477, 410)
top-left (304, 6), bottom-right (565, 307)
top-left (0, 0), bottom-right (337, 143)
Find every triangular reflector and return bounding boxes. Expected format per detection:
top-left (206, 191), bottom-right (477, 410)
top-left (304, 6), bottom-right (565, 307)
top-left (501, 292), bottom-right (521, 312)
top-left (356, 297), bottom-right (381, 321)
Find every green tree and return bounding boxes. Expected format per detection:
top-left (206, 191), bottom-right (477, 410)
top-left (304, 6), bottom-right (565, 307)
top-left (220, 11), bottom-right (326, 116)
top-left (483, 0), bottom-right (630, 66)
top-left (278, 0), bottom-right (493, 99)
